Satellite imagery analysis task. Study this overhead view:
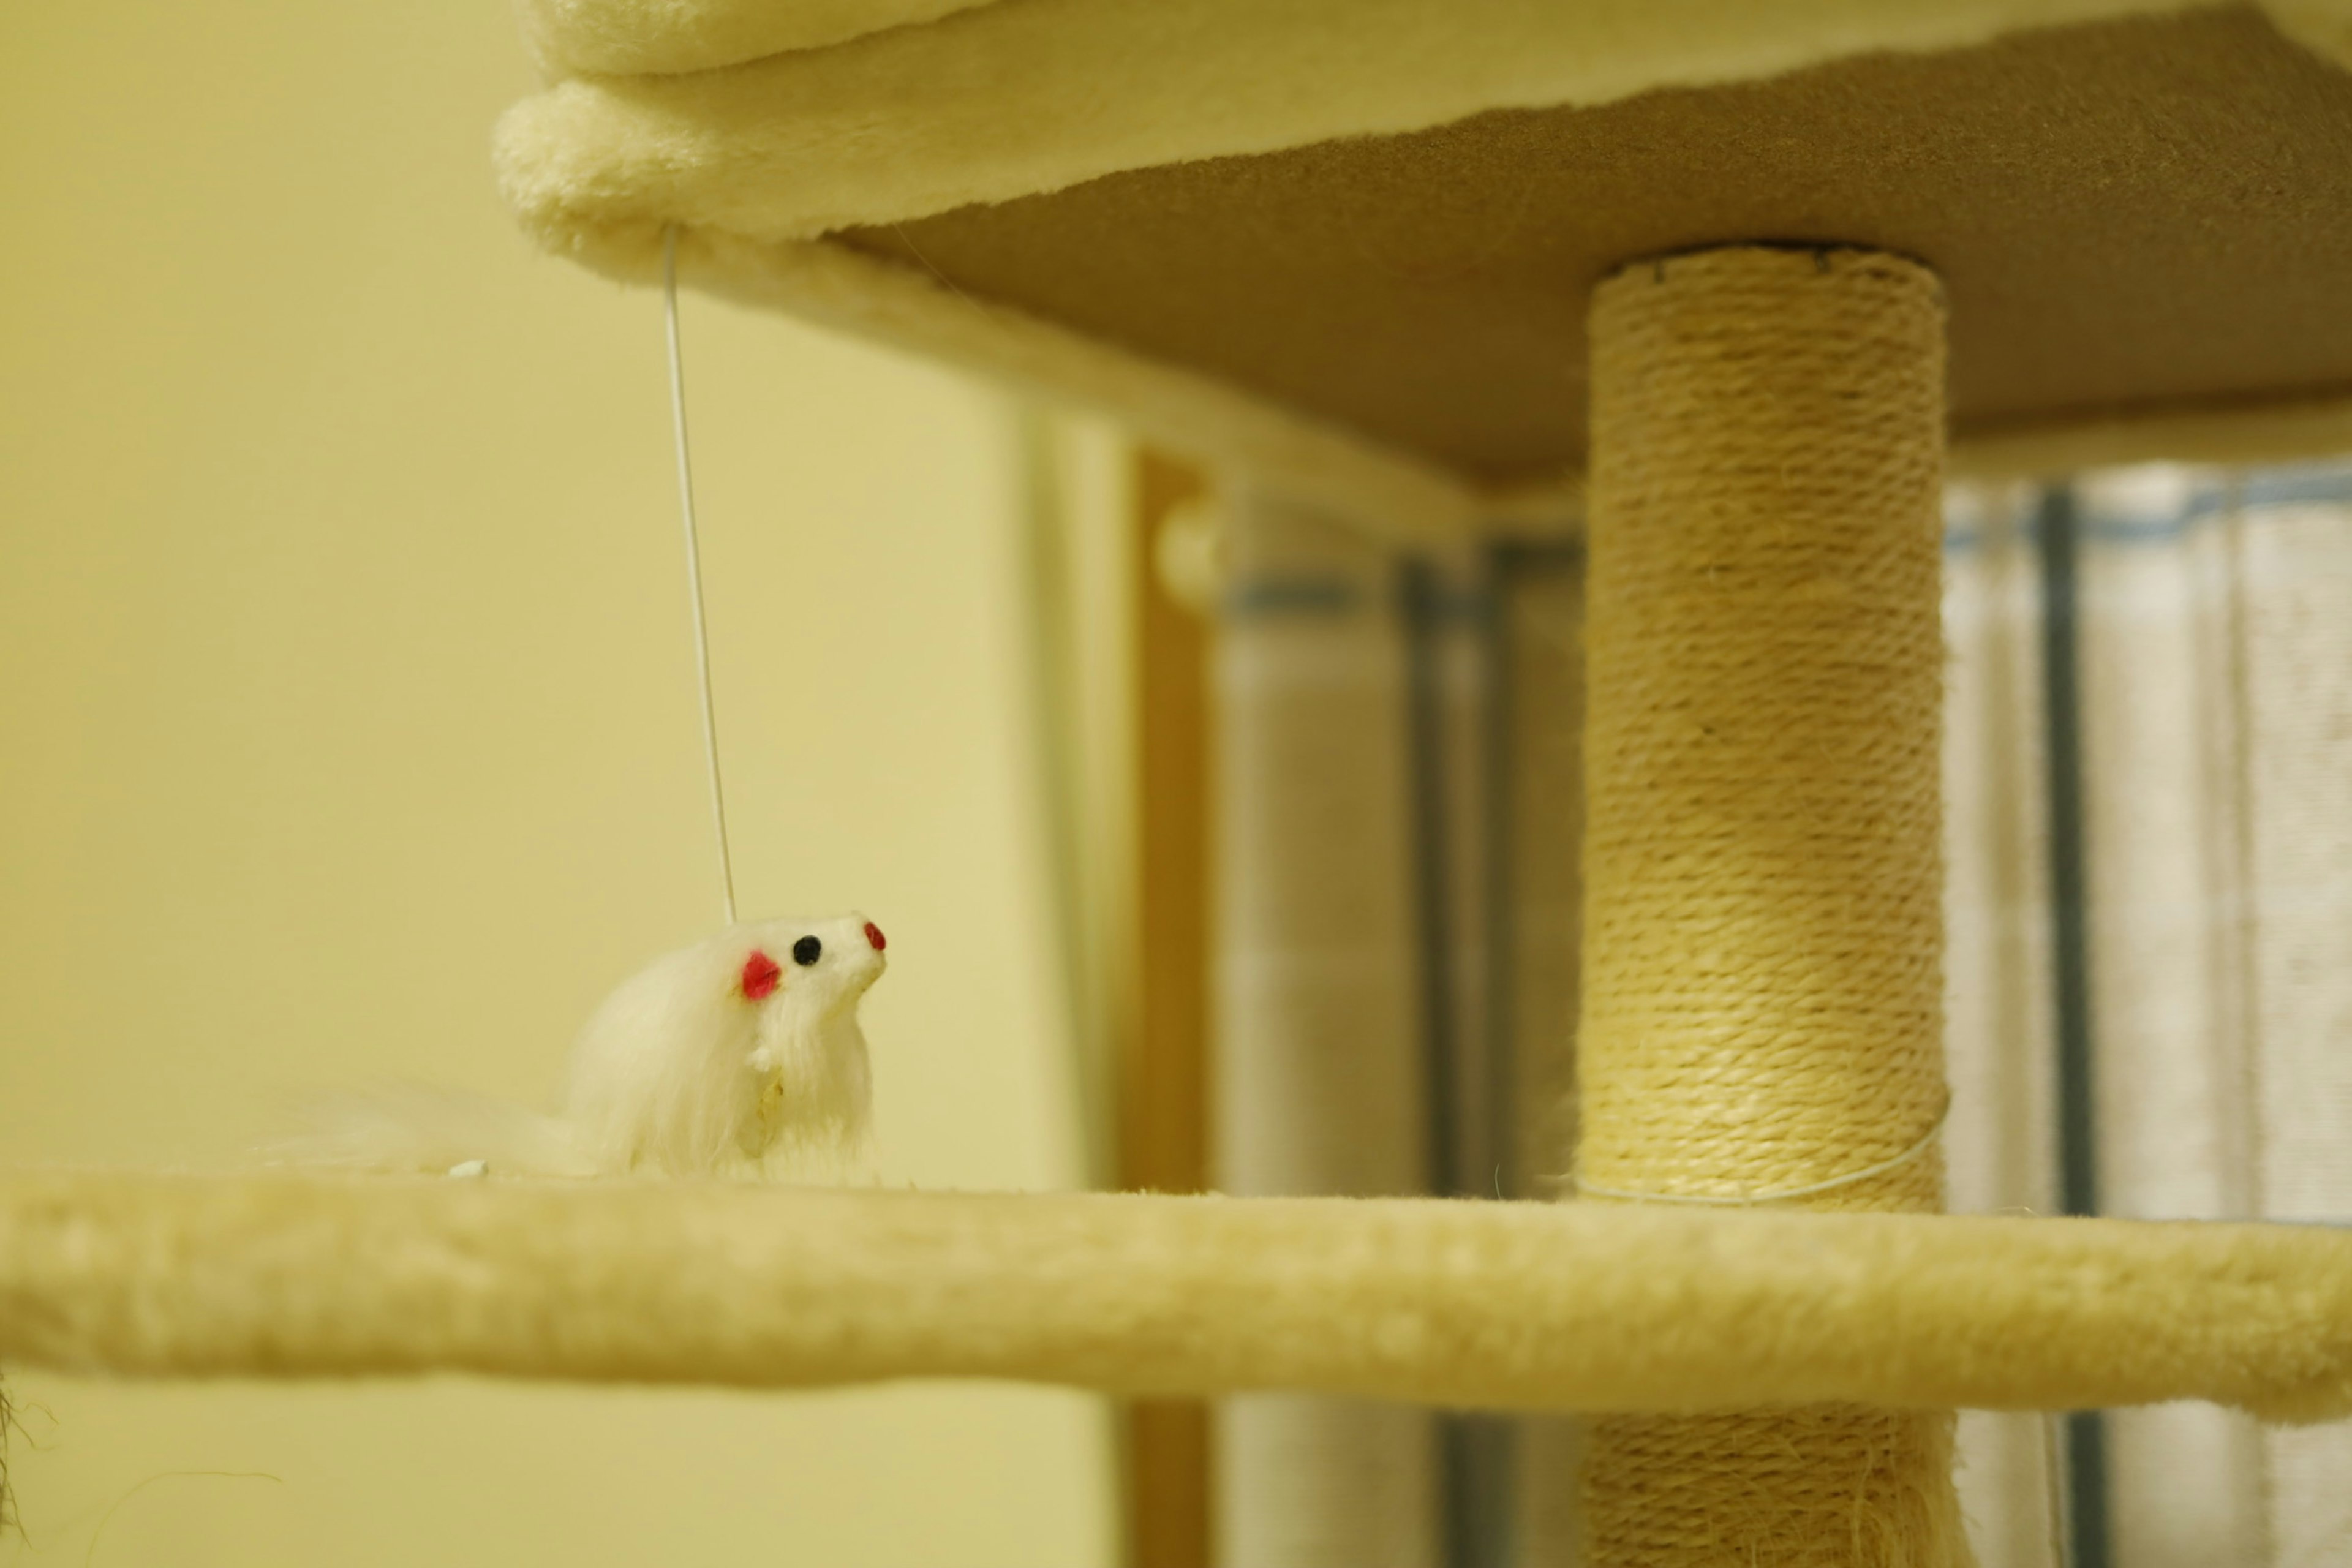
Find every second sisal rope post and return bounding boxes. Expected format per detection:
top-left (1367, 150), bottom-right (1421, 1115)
top-left (1575, 247), bottom-right (1969, 1566)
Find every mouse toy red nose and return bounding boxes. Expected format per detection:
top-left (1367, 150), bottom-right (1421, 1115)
top-left (739, 949), bottom-right (782, 1000)
top-left (864, 922), bottom-right (886, 952)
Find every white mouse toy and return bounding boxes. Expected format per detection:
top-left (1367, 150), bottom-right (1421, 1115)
top-left (288, 913), bottom-right (888, 1178)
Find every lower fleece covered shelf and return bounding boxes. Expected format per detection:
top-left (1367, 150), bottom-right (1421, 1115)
top-left (1, 1172), bottom-right (2346, 1420)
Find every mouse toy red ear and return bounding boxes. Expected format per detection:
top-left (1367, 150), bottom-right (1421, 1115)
top-left (739, 949), bottom-right (782, 1000)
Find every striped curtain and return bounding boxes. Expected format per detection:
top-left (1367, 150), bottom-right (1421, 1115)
top-left (1943, 460), bottom-right (2352, 1568)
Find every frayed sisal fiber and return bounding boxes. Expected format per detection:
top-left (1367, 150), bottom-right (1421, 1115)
top-left (4, 1174), bottom-right (2352, 1420)
top-left (1577, 249), bottom-right (1958, 1566)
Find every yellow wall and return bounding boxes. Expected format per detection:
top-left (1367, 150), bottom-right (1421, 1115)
top-left (0, 1), bottom-right (1116, 1562)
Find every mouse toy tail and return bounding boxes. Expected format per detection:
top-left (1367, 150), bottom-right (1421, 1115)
top-left (264, 1084), bottom-right (599, 1178)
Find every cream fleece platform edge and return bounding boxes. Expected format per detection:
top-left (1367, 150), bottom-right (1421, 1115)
top-left (499, 0), bottom-right (2222, 246)
top-left (492, 0), bottom-right (2352, 539)
top-left (2, 1172), bottom-right (2346, 1421)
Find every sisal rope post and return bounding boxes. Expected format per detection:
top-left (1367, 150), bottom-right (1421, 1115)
top-left (1575, 247), bottom-right (1969, 1567)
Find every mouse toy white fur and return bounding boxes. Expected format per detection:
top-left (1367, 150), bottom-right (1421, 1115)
top-left (282, 913), bottom-right (888, 1179)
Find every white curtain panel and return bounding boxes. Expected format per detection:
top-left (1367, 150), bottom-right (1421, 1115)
top-left (2231, 467), bottom-right (2352, 1568)
top-left (1942, 478), bottom-right (2066, 1568)
top-left (1213, 488), bottom-right (1438, 1568)
top-left (1942, 461), bottom-right (2352, 1568)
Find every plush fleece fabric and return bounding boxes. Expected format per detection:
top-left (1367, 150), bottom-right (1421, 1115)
top-left (2, 1174), bottom-right (2350, 1421)
top-left (500, 0), bottom-right (2278, 248)
top-left (518, 0), bottom-right (1000, 78)
top-left (491, 0), bottom-right (2352, 531)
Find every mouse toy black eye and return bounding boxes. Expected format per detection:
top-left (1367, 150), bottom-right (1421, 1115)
top-left (792, 935), bottom-right (823, 967)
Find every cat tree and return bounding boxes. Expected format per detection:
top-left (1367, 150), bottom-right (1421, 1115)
top-left (10, 3), bottom-right (2352, 1564)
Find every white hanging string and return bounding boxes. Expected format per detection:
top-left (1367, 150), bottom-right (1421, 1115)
top-left (663, 224), bottom-right (738, 927)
